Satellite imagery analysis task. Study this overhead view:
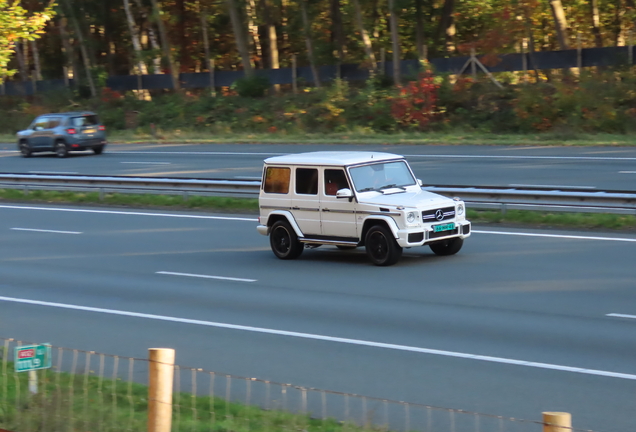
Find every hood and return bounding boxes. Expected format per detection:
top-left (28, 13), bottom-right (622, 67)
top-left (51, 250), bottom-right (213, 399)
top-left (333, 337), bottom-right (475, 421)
top-left (357, 188), bottom-right (454, 208)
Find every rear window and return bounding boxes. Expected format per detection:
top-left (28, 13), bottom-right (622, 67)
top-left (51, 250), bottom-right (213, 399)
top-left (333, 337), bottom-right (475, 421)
top-left (264, 167), bottom-right (290, 194)
top-left (70, 115), bottom-right (99, 127)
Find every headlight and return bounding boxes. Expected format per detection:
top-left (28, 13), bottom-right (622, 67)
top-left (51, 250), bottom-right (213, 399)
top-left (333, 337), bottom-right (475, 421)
top-left (406, 211), bottom-right (417, 224)
top-left (457, 203), bottom-right (465, 216)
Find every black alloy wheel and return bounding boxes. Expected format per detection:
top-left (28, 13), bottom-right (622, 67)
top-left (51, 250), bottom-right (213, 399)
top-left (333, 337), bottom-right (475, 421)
top-left (269, 220), bottom-right (304, 260)
top-left (365, 225), bottom-right (402, 266)
top-left (19, 142), bottom-right (32, 158)
top-left (55, 142), bottom-right (69, 158)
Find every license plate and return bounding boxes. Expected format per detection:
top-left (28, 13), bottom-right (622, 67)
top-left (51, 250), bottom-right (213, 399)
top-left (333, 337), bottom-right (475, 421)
top-left (84, 128), bottom-right (96, 134)
top-left (433, 222), bottom-right (455, 233)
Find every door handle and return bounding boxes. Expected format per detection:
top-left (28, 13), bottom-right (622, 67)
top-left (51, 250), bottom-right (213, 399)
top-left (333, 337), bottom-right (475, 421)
top-left (322, 208), bottom-right (330, 212)
top-left (291, 206), bottom-right (300, 210)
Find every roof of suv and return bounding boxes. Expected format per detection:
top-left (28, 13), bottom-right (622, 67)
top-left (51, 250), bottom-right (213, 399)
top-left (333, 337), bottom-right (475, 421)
top-left (40, 112), bottom-right (98, 117)
top-left (264, 151), bottom-right (404, 166)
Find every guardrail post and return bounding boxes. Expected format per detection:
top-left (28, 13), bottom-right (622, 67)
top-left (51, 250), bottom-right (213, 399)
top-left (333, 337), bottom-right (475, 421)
top-left (501, 203), bottom-right (507, 215)
top-left (148, 348), bottom-right (175, 432)
top-left (542, 412), bottom-right (571, 432)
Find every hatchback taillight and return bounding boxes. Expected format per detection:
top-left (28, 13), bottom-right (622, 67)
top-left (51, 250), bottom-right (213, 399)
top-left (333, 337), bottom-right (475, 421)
top-left (66, 128), bottom-right (77, 135)
top-left (98, 125), bottom-right (106, 131)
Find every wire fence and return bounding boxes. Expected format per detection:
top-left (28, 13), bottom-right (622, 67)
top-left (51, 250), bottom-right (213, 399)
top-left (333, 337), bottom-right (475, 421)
top-left (0, 337), bottom-right (595, 432)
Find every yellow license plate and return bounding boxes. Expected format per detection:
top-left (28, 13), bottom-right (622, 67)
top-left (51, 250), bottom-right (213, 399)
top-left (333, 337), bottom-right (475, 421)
top-left (84, 128), bottom-right (96, 134)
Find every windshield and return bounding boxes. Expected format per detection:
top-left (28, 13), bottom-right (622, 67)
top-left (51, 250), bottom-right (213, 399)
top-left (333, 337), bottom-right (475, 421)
top-left (348, 160), bottom-right (417, 192)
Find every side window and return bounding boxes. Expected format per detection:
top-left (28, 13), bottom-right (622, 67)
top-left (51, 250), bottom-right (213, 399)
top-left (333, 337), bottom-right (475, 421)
top-left (295, 168), bottom-right (318, 195)
top-left (264, 167), bottom-right (291, 194)
top-left (324, 169), bottom-right (350, 196)
top-left (47, 117), bottom-right (61, 129)
top-left (33, 117), bottom-right (48, 131)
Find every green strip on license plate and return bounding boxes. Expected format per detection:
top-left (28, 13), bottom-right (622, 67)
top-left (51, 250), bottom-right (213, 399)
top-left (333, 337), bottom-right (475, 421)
top-left (433, 222), bottom-right (455, 233)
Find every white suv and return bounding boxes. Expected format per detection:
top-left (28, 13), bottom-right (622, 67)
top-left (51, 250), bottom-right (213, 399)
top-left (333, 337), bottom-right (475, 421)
top-left (256, 151), bottom-right (471, 266)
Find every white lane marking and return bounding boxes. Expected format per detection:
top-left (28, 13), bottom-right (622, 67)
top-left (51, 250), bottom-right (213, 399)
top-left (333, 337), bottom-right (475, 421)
top-left (619, 171), bottom-right (636, 174)
top-left (0, 205), bottom-right (256, 221)
top-left (11, 228), bottom-right (82, 235)
top-left (28, 171), bottom-right (79, 175)
top-left (121, 162), bottom-right (171, 165)
top-left (607, 313), bottom-right (636, 319)
top-left (0, 295), bottom-right (634, 381)
top-left (104, 150), bottom-right (636, 161)
top-left (157, 271), bottom-right (256, 283)
top-left (508, 184), bottom-right (596, 189)
top-left (473, 230), bottom-right (636, 243)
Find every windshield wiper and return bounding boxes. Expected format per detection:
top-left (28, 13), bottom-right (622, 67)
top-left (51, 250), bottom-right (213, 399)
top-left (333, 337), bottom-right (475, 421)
top-left (358, 187), bottom-right (378, 192)
top-left (378, 184), bottom-right (406, 190)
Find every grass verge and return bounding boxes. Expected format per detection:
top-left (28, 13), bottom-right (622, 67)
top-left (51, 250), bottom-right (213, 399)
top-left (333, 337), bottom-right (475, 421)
top-left (1, 189), bottom-right (635, 231)
top-left (0, 361), bottom-right (361, 432)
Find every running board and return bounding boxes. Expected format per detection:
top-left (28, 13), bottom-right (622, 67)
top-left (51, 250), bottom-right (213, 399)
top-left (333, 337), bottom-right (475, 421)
top-left (300, 238), bottom-right (359, 246)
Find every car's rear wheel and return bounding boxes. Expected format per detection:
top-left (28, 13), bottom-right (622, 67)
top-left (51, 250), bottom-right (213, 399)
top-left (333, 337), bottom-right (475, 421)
top-left (19, 141), bottom-right (32, 158)
top-left (93, 145), bottom-right (104, 155)
top-left (365, 225), bottom-right (402, 266)
top-left (429, 237), bottom-right (464, 256)
top-left (270, 220), bottom-right (304, 260)
top-left (55, 141), bottom-right (69, 158)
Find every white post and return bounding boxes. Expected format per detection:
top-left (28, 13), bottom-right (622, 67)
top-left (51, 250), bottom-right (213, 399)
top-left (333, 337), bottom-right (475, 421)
top-left (576, 32), bottom-right (582, 70)
top-left (209, 58), bottom-right (216, 97)
top-left (522, 38), bottom-right (528, 82)
top-left (148, 348), bottom-right (175, 432)
top-left (28, 370), bottom-right (38, 394)
top-left (470, 48), bottom-right (477, 79)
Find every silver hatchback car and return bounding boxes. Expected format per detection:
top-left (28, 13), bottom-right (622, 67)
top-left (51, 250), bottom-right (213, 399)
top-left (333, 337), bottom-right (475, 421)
top-left (17, 111), bottom-right (107, 158)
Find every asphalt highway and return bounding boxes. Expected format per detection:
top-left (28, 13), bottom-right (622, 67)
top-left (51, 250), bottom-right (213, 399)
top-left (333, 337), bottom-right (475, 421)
top-left (1, 142), bottom-right (636, 190)
top-left (1, 203), bottom-right (635, 431)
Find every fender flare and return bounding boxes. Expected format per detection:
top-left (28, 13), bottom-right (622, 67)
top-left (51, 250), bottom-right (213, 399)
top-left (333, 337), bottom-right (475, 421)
top-left (362, 216), bottom-right (400, 239)
top-left (265, 210), bottom-right (304, 237)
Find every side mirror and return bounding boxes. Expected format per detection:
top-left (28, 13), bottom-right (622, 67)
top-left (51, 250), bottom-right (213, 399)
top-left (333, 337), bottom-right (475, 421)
top-left (417, 179), bottom-right (423, 187)
top-left (336, 188), bottom-right (353, 199)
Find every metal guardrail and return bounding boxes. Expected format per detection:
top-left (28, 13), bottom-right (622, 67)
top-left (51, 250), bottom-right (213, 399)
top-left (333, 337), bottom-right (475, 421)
top-left (0, 173), bottom-right (635, 215)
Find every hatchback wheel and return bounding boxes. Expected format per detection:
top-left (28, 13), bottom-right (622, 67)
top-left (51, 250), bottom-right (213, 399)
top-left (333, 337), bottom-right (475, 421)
top-left (365, 225), bottom-right (402, 266)
top-left (93, 145), bottom-right (104, 155)
top-left (19, 142), bottom-right (32, 158)
top-left (55, 142), bottom-right (69, 158)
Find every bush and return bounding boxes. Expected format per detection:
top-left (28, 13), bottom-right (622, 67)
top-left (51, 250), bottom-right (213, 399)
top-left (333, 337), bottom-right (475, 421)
top-left (231, 76), bottom-right (271, 98)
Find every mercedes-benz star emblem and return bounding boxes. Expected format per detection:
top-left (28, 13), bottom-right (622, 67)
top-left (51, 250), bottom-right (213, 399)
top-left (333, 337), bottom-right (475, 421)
top-left (435, 209), bottom-right (444, 221)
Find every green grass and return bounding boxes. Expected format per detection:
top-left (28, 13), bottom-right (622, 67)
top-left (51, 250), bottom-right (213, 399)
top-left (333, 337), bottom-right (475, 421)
top-left (4, 131), bottom-right (635, 146)
top-left (2, 188), bottom-right (635, 231)
top-left (0, 361), bottom-right (365, 432)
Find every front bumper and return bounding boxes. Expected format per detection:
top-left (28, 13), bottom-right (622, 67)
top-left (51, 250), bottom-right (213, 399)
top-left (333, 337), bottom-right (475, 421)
top-left (257, 225), bottom-right (268, 236)
top-left (396, 221), bottom-right (471, 248)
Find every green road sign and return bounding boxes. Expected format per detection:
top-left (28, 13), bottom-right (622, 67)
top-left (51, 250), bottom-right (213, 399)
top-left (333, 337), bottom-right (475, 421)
top-left (14, 344), bottom-right (52, 372)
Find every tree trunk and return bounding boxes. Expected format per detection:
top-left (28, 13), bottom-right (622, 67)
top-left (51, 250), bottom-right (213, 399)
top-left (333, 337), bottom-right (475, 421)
top-left (548, 0), bottom-right (569, 50)
top-left (225, 0), bottom-right (254, 77)
top-left (261, 0), bottom-right (280, 71)
top-left (590, 0), bottom-right (603, 47)
top-left (59, 17), bottom-right (79, 84)
top-left (330, 0), bottom-right (345, 77)
top-left (14, 42), bottom-right (28, 82)
top-left (133, 0), bottom-right (162, 73)
top-left (149, 0), bottom-right (181, 88)
top-left (351, 0), bottom-right (376, 71)
top-left (300, 0), bottom-right (321, 87)
top-left (199, 1), bottom-right (215, 95)
top-left (123, 0), bottom-right (149, 75)
top-left (62, 2), bottom-right (97, 97)
top-left (246, 0), bottom-right (263, 68)
top-left (435, 0), bottom-right (455, 54)
top-left (177, 0), bottom-right (187, 70)
top-left (388, 0), bottom-right (400, 84)
top-left (30, 40), bottom-right (42, 80)
top-left (415, 0), bottom-right (425, 60)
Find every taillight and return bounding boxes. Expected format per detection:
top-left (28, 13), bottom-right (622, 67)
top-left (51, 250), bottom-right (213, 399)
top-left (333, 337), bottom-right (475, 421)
top-left (66, 128), bottom-right (77, 135)
top-left (98, 125), bottom-right (106, 131)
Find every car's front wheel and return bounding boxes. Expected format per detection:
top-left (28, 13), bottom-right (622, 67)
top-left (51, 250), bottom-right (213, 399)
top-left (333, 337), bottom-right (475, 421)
top-left (365, 225), bottom-right (402, 266)
top-left (55, 142), bottom-right (69, 158)
top-left (269, 220), bottom-right (304, 260)
top-left (19, 141), bottom-right (31, 158)
top-left (429, 237), bottom-right (464, 256)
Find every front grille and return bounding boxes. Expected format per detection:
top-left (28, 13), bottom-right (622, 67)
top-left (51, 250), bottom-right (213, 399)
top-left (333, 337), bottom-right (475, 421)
top-left (428, 228), bottom-right (459, 239)
top-left (408, 232), bottom-right (424, 243)
top-left (422, 206), bottom-right (455, 223)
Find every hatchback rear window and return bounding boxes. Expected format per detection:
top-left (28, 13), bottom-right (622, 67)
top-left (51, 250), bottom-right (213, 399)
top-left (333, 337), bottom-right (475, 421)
top-left (70, 115), bottom-right (99, 127)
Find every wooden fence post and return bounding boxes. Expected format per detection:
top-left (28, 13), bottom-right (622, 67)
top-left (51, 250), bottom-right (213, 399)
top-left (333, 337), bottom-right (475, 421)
top-left (148, 348), bottom-right (175, 432)
top-left (209, 59), bottom-right (216, 97)
top-left (542, 412), bottom-right (571, 432)
top-left (522, 38), bottom-right (528, 82)
top-left (576, 32), bottom-right (582, 71)
top-left (292, 54), bottom-right (297, 94)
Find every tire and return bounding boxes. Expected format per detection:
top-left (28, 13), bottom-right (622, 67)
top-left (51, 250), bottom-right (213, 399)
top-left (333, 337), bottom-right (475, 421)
top-left (269, 220), bottom-right (304, 260)
top-left (336, 245), bottom-right (357, 250)
top-left (429, 237), bottom-right (464, 256)
top-left (93, 146), bottom-right (104, 155)
top-left (55, 141), bottom-right (69, 158)
top-left (365, 225), bottom-right (402, 266)
top-left (19, 141), bottom-right (32, 158)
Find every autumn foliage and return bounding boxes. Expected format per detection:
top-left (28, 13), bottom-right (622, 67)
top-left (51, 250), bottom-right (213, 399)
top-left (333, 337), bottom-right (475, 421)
top-left (391, 72), bottom-right (439, 130)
